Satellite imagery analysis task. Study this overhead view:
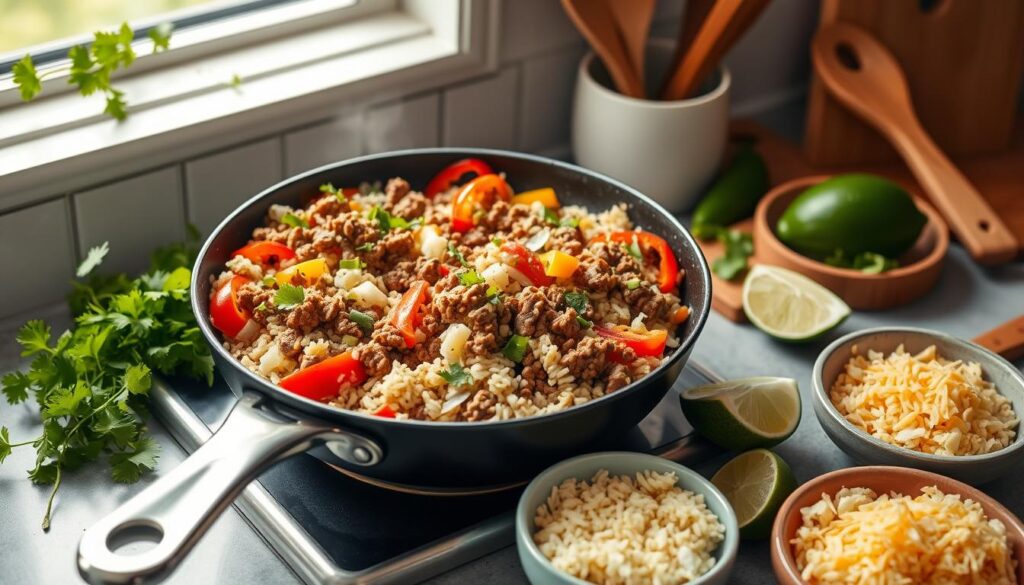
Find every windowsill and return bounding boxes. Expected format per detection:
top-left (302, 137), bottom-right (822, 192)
top-left (0, 0), bottom-right (497, 213)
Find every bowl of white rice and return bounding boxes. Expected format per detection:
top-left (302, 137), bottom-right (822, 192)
top-left (515, 452), bottom-right (739, 585)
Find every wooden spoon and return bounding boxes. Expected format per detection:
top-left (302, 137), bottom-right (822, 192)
top-left (562, 0), bottom-right (644, 98)
top-left (660, 0), bottom-right (770, 100)
top-left (812, 23), bottom-right (1019, 265)
top-left (606, 0), bottom-right (656, 93)
top-left (974, 315), bottom-right (1024, 361)
top-left (661, 0), bottom-right (716, 97)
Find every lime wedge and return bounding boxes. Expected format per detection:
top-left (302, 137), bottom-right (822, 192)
top-left (742, 265), bottom-right (850, 341)
top-left (712, 449), bottom-right (797, 539)
top-left (680, 376), bottom-right (800, 450)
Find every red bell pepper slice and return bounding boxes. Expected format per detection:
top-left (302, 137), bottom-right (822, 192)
top-left (373, 405), bottom-right (397, 418)
top-left (595, 324), bottom-right (668, 358)
top-left (501, 242), bottom-right (553, 286)
top-left (424, 158), bottom-right (493, 198)
top-left (279, 351), bottom-right (367, 401)
top-left (451, 174), bottom-right (511, 232)
top-left (590, 231), bottom-right (680, 293)
top-left (389, 280), bottom-right (429, 348)
top-left (231, 241), bottom-right (296, 266)
top-left (210, 275), bottom-right (251, 338)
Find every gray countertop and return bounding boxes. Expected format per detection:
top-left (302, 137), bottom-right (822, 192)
top-left (1, 243), bottom-right (1022, 585)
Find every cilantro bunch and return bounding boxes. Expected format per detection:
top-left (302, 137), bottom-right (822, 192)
top-left (13, 22), bottom-right (172, 120)
top-left (0, 233), bottom-right (212, 529)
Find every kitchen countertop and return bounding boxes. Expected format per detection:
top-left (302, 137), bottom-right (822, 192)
top-left (1, 243), bottom-right (1022, 585)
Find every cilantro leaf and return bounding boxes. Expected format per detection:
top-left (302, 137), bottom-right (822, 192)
top-left (368, 206), bottom-right (419, 232)
top-left (110, 437), bottom-right (160, 483)
top-left (486, 285), bottom-right (502, 305)
top-left (123, 364), bottom-right (152, 395)
top-left (356, 242), bottom-right (374, 252)
top-left (448, 243), bottom-right (469, 267)
top-left (148, 23), bottom-right (173, 52)
top-left (77, 242), bottom-right (110, 278)
top-left (16, 320), bottom-right (52, 357)
top-left (44, 382), bottom-right (90, 417)
top-left (564, 291), bottom-right (589, 314)
top-left (1, 372), bottom-right (31, 404)
top-left (281, 213), bottom-right (309, 229)
top-left (576, 316), bottom-right (593, 329)
top-left (542, 207), bottom-right (560, 226)
top-left (69, 46), bottom-right (100, 95)
top-left (712, 230), bottom-right (753, 281)
top-left (274, 284), bottom-right (305, 309)
top-left (0, 427), bottom-right (12, 464)
top-left (162, 267), bottom-right (191, 291)
top-left (457, 269), bottom-right (486, 287)
top-left (12, 55), bottom-right (41, 101)
top-left (439, 363), bottom-right (473, 388)
top-left (104, 89), bottom-right (128, 121)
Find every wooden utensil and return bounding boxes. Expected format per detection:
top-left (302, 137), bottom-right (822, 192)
top-left (804, 0), bottom-right (1024, 167)
top-left (812, 23), bottom-right (1019, 265)
top-left (974, 316), bottom-right (1024, 361)
top-left (661, 0), bottom-right (716, 98)
top-left (606, 0), bottom-right (656, 93)
top-left (660, 0), bottom-right (770, 100)
top-left (561, 0), bottom-right (644, 98)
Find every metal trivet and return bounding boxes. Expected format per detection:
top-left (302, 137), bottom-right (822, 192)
top-left (151, 363), bottom-right (722, 584)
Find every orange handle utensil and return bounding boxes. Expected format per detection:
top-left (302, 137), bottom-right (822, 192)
top-left (562, 0), bottom-right (644, 98)
top-left (812, 23), bottom-right (1019, 265)
top-left (660, 0), bottom-right (770, 100)
top-left (974, 315), bottom-right (1024, 361)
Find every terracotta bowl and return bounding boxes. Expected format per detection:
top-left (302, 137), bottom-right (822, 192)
top-left (753, 175), bottom-right (949, 310)
top-left (771, 466), bottom-right (1024, 585)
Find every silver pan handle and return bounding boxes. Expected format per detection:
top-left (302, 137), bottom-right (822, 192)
top-left (77, 391), bottom-right (382, 585)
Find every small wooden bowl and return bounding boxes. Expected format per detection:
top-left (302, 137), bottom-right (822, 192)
top-left (753, 175), bottom-right (949, 310)
top-left (771, 466), bottom-right (1024, 584)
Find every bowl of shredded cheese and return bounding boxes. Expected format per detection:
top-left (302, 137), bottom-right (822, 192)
top-left (812, 327), bottom-right (1024, 484)
top-left (770, 465), bottom-right (1024, 585)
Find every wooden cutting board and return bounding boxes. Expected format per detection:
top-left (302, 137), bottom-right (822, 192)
top-left (804, 0), bottom-right (1024, 167)
top-left (702, 120), bottom-right (1024, 323)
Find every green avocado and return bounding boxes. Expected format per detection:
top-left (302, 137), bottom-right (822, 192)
top-left (775, 174), bottom-right (927, 259)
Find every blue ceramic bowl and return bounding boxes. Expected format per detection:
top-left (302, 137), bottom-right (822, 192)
top-left (515, 452), bottom-right (739, 585)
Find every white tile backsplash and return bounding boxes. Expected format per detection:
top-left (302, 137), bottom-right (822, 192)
top-left (185, 138), bottom-right (283, 236)
top-left (519, 46), bottom-right (586, 152)
top-left (442, 68), bottom-right (520, 149)
top-left (73, 167), bottom-right (185, 276)
top-left (365, 93), bottom-right (440, 153)
top-left (499, 0), bottom-right (582, 63)
top-left (0, 199), bottom-right (75, 319)
top-left (284, 114), bottom-right (364, 175)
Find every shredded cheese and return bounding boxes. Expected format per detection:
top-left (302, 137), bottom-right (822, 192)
top-left (793, 487), bottom-right (1018, 585)
top-left (830, 344), bottom-right (1018, 456)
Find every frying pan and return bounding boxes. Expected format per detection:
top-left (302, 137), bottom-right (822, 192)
top-left (77, 149), bottom-right (712, 584)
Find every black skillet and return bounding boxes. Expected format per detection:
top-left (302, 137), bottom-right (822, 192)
top-left (77, 149), bottom-right (712, 584)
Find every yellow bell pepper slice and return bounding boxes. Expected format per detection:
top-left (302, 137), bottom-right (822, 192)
top-left (275, 258), bottom-right (328, 286)
top-left (511, 188), bottom-right (559, 208)
top-left (538, 250), bottom-right (580, 279)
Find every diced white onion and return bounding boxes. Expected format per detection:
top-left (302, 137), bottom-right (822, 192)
top-left (630, 312), bottom-right (648, 330)
top-left (236, 319), bottom-right (260, 343)
top-left (524, 228), bottom-right (550, 252)
top-left (506, 266), bottom-right (533, 286)
top-left (481, 263), bottom-right (510, 291)
top-left (441, 323), bottom-right (471, 364)
top-left (420, 225), bottom-right (448, 260)
top-left (441, 391), bottom-right (471, 414)
top-left (258, 344), bottom-right (285, 376)
top-left (333, 268), bottom-right (363, 291)
top-left (349, 281), bottom-right (389, 308)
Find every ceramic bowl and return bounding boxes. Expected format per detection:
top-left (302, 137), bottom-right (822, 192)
top-left (771, 466), bottom-right (1024, 584)
top-left (516, 452), bottom-right (738, 585)
top-left (813, 327), bottom-right (1024, 484)
top-left (752, 175), bottom-right (948, 310)
top-left (572, 39), bottom-right (730, 213)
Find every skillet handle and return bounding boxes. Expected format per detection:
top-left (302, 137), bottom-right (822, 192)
top-left (77, 391), bottom-right (382, 585)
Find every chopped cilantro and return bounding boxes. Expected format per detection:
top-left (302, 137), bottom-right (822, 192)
top-left (274, 284), bottom-right (305, 309)
top-left (339, 258), bottom-right (365, 270)
top-left (501, 335), bottom-right (529, 363)
top-left (564, 291), bottom-right (589, 314)
top-left (281, 213), bottom-right (309, 229)
top-left (320, 183), bottom-right (347, 203)
top-left (368, 206), bottom-right (419, 232)
top-left (356, 242), bottom-right (375, 252)
top-left (576, 316), bottom-right (593, 329)
top-left (486, 285), bottom-right (502, 305)
top-left (542, 207), bottom-right (560, 226)
top-left (448, 242), bottom-right (469, 267)
top-left (348, 309), bottom-right (375, 334)
top-left (712, 230), bottom-right (753, 281)
top-left (491, 237), bottom-right (503, 247)
top-left (255, 302), bottom-right (269, 313)
top-left (458, 269), bottom-right (486, 287)
top-left (439, 363), bottom-right (473, 387)
top-left (77, 241), bottom-right (110, 277)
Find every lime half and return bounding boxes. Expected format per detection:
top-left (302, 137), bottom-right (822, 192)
top-left (742, 265), bottom-right (850, 342)
top-left (712, 449), bottom-right (797, 539)
top-left (680, 376), bottom-right (800, 450)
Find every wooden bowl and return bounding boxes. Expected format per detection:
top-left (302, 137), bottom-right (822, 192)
top-left (771, 466), bottom-right (1024, 585)
top-left (753, 175), bottom-right (949, 310)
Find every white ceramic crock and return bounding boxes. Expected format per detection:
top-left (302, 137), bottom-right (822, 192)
top-left (572, 39), bottom-right (731, 213)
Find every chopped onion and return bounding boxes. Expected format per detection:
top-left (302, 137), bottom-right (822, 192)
top-left (236, 319), bottom-right (260, 343)
top-left (506, 266), bottom-right (533, 286)
top-left (349, 281), bottom-right (389, 308)
top-left (481, 263), bottom-right (510, 291)
top-left (630, 312), bottom-right (648, 330)
top-left (441, 323), bottom-right (471, 364)
top-left (524, 228), bottom-right (550, 252)
top-left (441, 391), bottom-right (472, 414)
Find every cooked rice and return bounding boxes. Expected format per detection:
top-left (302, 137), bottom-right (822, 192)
top-left (793, 486), bottom-right (1018, 584)
top-left (830, 344), bottom-right (1018, 455)
top-left (533, 469), bottom-right (725, 585)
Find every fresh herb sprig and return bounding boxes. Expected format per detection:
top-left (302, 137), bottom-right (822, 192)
top-left (712, 229), bottom-right (753, 281)
top-left (12, 22), bottom-right (173, 120)
top-left (0, 234), bottom-right (211, 530)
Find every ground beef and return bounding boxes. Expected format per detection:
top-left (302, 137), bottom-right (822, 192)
top-left (309, 194), bottom-right (346, 219)
top-left (341, 216), bottom-right (380, 248)
top-left (415, 257), bottom-right (442, 285)
top-left (382, 260), bottom-right (417, 292)
top-left (354, 342), bottom-right (393, 378)
top-left (463, 390), bottom-right (497, 421)
top-left (235, 282), bottom-right (274, 323)
top-left (384, 177), bottom-right (411, 205)
top-left (510, 287), bottom-right (558, 337)
top-left (549, 226), bottom-right (585, 256)
top-left (590, 241), bottom-right (642, 275)
top-left (392, 193), bottom-right (428, 220)
top-left (433, 283), bottom-right (487, 322)
top-left (606, 363), bottom-right (632, 392)
top-left (285, 226), bottom-right (316, 252)
top-left (276, 329), bottom-right (303, 358)
top-left (550, 307), bottom-right (583, 339)
top-left (560, 337), bottom-right (615, 382)
top-left (622, 284), bottom-right (674, 321)
top-left (286, 291), bottom-right (323, 331)
top-left (365, 230), bottom-right (417, 272)
top-left (573, 251), bottom-right (615, 292)
top-left (465, 304), bottom-right (500, 355)
top-left (252, 224), bottom-right (290, 244)
top-left (372, 322), bottom-right (408, 350)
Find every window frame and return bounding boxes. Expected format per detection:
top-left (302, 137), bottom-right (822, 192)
top-left (0, 0), bottom-right (499, 212)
